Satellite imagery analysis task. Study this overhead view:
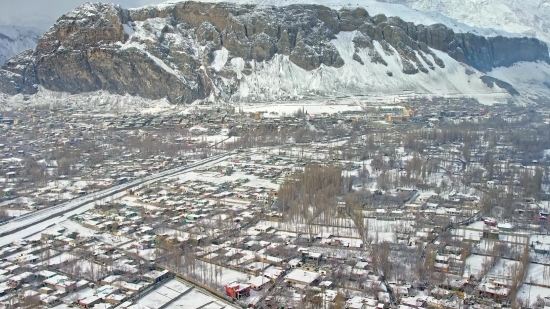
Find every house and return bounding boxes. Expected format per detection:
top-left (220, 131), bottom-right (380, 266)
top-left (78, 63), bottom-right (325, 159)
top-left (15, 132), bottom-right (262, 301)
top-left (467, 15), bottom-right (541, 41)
top-left (43, 275), bottom-right (77, 293)
top-left (39, 287), bottom-right (54, 295)
top-left (100, 275), bottom-right (121, 286)
top-left (346, 296), bottom-right (381, 309)
top-left (225, 282), bottom-right (251, 299)
top-left (79, 295), bottom-right (103, 308)
top-left (142, 270), bottom-right (169, 283)
top-left (476, 279), bottom-right (509, 300)
top-left (319, 281), bottom-right (334, 289)
top-left (8, 272), bottom-right (33, 288)
top-left (40, 294), bottom-right (62, 307)
top-left (534, 243), bottom-right (550, 254)
top-left (104, 294), bottom-right (126, 304)
top-left (262, 266), bottom-right (285, 281)
top-left (284, 269), bottom-right (320, 286)
top-left (247, 276), bottom-right (270, 291)
top-left (482, 227), bottom-right (500, 240)
top-left (112, 281), bottom-right (143, 293)
top-left (303, 252), bottom-right (323, 265)
top-left (17, 254), bottom-right (38, 264)
top-left (497, 222), bottom-right (513, 232)
top-left (36, 270), bottom-right (57, 281)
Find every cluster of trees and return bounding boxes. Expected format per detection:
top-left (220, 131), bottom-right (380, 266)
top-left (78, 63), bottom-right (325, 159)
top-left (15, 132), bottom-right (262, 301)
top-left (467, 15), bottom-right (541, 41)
top-left (278, 164), bottom-right (342, 230)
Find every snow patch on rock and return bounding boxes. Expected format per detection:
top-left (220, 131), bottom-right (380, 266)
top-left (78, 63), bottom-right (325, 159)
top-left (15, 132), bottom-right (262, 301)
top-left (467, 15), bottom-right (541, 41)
top-left (212, 47), bottom-right (229, 72)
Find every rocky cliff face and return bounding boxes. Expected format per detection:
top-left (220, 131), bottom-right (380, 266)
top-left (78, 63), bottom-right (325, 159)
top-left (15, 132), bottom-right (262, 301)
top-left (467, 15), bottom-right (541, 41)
top-left (0, 1), bottom-right (548, 103)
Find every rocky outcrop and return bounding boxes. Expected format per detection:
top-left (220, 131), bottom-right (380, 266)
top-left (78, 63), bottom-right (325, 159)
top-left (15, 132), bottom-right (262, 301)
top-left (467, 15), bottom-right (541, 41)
top-left (0, 1), bottom-right (548, 102)
top-left (480, 76), bottom-right (519, 95)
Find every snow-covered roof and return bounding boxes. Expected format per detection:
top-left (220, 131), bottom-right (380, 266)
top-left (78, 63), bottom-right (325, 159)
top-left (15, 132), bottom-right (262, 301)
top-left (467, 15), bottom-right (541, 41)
top-left (284, 269), bottom-right (320, 284)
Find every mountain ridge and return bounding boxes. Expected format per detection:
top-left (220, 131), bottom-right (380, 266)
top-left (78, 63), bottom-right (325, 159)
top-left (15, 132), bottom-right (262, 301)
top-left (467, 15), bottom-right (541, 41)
top-left (0, 25), bottom-right (42, 66)
top-left (0, 1), bottom-right (548, 104)
top-left (378, 0), bottom-right (550, 45)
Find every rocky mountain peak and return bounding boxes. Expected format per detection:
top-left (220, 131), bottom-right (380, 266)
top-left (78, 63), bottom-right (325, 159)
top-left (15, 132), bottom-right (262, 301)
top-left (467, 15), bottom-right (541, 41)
top-left (37, 2), bottom-right (126, 53)
top-left (0, 1), bottom-right (548, 103)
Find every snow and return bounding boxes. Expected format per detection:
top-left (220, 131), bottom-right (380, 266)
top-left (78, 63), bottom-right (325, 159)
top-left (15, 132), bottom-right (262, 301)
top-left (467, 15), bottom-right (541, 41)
top-left (463, 254), bottom-right (493, 280)
top-left (517, 284), bottom-right (550, 307)
top-left (122, 42), bottom-right (185, 80)
top-left (147, 0), bottom-right (520, 38)
top-left (211, 47), bottom-right (229, 72)
top-left (174, 170), bottom-right (279, 191)
top-left (227, 31), bottom-right (509, 104)
top-left (46, 252), bottom-right (76, 266)
top-left (123, 24), bottom-right (135, 36)
top-left (165, 289), bottom-right (229, 309)
top-left (0, 153), bottom-right (231, 247)
top-left (0, 25), bottom-right (41, 65)
top-left (525, 263), bottom-right (550, 287)
top-left (3, 209), bottom-right (31, 217)
top-left (163, 279), bottom-right (192, 293)
top-left (136, 282), bottom-right (188, 309)
top-left (1, 87), bottom-right (174, 113)
top-left (241, 102), bottom-right (362, 115)
top-left (488, 61), bottom-right (550, 103)
top-left (285, 268), bottom-right (320, 284)
top-left (486, 258), bottom-right (522, 283)
top-left (194, 260), bottom-right (249, 285)
top-left (394, 0), bottom-right (550, 44)
top-left (2, 1), bottom-right (540, 106)
top-left (264, 216), bottom-right (408, 242)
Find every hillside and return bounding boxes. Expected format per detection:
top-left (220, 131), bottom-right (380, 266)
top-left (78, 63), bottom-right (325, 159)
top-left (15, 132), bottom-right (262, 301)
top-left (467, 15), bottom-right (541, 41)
top-left (0, 1), bottom-right (548, 104)
top-left (0, 25), bottom-right (42, 65)
top-left (379, 0), bottom-right (550, 45)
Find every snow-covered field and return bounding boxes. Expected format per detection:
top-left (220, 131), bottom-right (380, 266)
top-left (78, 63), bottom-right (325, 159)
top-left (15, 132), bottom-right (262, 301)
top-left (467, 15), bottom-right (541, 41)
top-left (3, 209), bottom-right (31, 217)
top-left (165, 288), bottom-right (238, 309)
top-left (517, 284), bottom-right (550, 307)
top-left (525, 263), bottom-right (550, 287)
top-left (486, 258), bottom-right (522, 283)
top-left (240, 102), bottom-right (362, 116)
top-left (463, 254), bottom-right (493, 280)
top-left (137, 282), bottom-right (186, 309)
top-left (263, 216), bottom-right (411, 242)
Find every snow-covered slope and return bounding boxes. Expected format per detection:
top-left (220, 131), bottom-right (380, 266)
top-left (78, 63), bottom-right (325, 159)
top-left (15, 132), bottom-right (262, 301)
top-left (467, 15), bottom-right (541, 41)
top-left (488, 61), bottom-right (550, 104)
top-left (0, 26), bottom-right (42, 65)
top-left (379, 0), bottom-right (550, 44)
top-left (228, 31), bottom-right (508, 102)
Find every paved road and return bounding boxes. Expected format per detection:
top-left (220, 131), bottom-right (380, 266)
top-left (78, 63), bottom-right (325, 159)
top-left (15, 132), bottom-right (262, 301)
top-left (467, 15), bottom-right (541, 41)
top-left (0, 152), bottom-right (234, 246)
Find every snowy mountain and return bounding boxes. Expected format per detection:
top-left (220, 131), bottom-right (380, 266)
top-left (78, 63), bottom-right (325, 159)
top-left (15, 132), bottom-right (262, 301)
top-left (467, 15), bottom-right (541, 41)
top-left (0, 25), bottom-right (42, 65)
top-left (146, 0), bottom-right (519, 38)
top-left (0, 1), bottom-right (549, 104)
top-left (378, 0), bottom-right (550, 45)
